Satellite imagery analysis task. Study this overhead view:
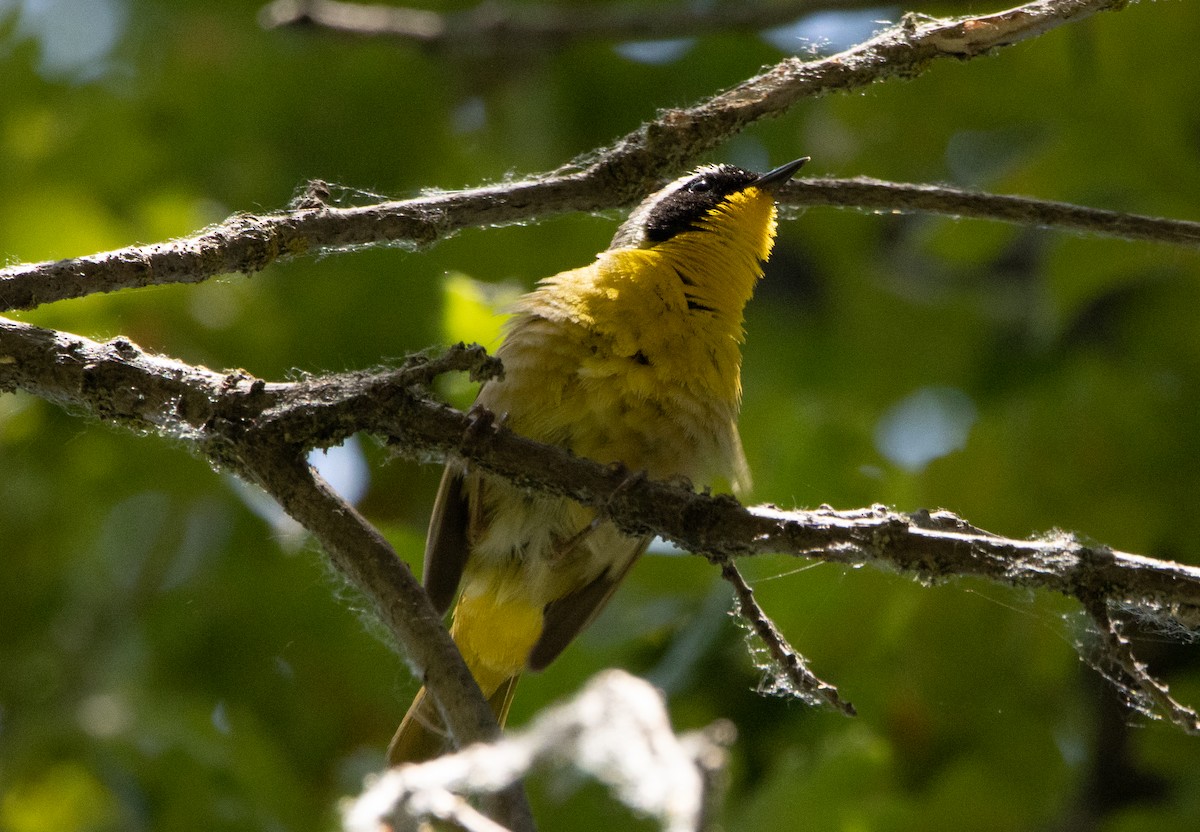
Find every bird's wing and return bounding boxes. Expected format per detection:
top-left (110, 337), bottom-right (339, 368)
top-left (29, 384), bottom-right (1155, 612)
top-left (527, 535), bottom-right (650, 671)
top-left (422, 464), bottom-right (472, 614)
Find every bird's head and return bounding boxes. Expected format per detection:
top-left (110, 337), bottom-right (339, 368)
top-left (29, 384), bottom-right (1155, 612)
top-left (609, 158), bottom-right (808, 253)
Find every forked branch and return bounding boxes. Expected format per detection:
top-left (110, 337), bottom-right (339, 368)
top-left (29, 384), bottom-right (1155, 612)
top-left (0, 0), bottom-right (1137, 313)
top-left (3, 318), bottom-right (1199, 735)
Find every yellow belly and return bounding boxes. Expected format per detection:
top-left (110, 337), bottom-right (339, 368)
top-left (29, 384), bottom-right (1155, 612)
top-left (450, 585), bottom-right (544, 695)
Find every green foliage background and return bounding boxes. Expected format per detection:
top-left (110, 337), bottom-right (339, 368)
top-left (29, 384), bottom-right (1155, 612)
top-left (4, 1), bottom-right (1200, 829)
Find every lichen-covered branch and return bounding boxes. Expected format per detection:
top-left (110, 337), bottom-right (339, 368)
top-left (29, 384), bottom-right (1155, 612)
top-left (1080, 596), bottom-right (1200, 736)
top-left (718, 557), bottom-right (855, 716)
top-left (0, 317), bottom-right (533, 831)
top-left (4, 315), bottom-right (1200, 733)
top-left (792, 177), bottom-right (1200, 249)
top-left (0, 0), bottom-right (1131, 313)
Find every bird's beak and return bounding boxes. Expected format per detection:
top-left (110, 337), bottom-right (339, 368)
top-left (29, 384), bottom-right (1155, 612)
top-left (753, 157), bottom-right (809, 191)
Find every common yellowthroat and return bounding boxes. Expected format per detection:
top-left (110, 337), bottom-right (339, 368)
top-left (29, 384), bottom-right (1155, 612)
top-left (388, 158), bottom-right (807, 764)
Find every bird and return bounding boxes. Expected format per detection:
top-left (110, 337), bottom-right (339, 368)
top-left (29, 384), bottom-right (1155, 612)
top-left (387, 157), bottom-right (808, 764)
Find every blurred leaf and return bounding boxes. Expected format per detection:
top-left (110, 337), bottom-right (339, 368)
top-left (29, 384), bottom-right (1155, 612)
top-left (441, 271), bottom-right (518, 348)
top-left (1, 763), bottom-right (118, 832)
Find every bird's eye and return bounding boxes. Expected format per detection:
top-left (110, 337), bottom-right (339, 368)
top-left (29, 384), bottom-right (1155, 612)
top-left (688, 177), bottom-right (712, 193)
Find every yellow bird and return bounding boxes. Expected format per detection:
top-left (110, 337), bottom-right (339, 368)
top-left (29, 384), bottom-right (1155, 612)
top-left (388, 158), bottom-right (808, 764)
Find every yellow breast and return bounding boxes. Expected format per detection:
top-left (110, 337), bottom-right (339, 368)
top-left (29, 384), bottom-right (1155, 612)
top-left (484, 186), bottom-right (775, 492)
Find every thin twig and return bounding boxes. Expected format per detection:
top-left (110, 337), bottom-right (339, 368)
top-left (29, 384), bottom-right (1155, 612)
top-left (1081, 596), bottom-right (1200, 736)
top-left (789, 177), bottom-right (1200, 248)
top-left (717, 557), bottom-right (855, 715)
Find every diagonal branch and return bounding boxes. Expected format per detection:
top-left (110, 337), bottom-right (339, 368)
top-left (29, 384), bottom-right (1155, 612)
top-left (0, 317), bottom-right (533, 831)
top-left (718, 557), bottom-right (855, 715)
top-left (236, 445), bottom-right (535, 832)
top-left (0, 0), bottom-right (1129, 313)
top-left (1080, 595), bottom-right (1200, 736)
top-left (5, 315), bottom-right (1200, 732)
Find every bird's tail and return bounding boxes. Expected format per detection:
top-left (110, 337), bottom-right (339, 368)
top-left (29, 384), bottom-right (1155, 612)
top-left (386, 675), bottom-right (520, 765)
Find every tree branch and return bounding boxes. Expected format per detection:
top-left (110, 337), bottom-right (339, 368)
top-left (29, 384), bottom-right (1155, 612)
top-left (791, 177), bottom-right (1200, 248)
top-left (238, 448), bottom-right (534, 832)
top-left (1080, 594), bottom-right (1200, 735)
top-left (0, 318), bottom-right (533, 832)
top-left (718, 557), bottom-right (855, 716)
top-left (0, 0), bottom-right (1130, 313)
top-left (5, 315), bottom-right (1200, 732)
